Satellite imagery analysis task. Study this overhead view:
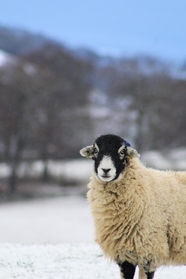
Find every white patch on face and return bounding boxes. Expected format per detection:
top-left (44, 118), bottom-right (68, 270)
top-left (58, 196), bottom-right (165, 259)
top-left (97, 156), bottom-right (116, 182)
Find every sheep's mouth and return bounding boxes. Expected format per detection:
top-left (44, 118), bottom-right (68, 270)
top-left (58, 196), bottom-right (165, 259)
top-left (98, 174), bottom-right (114, 182)
top-left (101, 175), bottom-right (111, 178)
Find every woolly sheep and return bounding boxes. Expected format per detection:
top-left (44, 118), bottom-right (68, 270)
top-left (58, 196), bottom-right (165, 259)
top-left (80, 134), bottom-right (186, 279)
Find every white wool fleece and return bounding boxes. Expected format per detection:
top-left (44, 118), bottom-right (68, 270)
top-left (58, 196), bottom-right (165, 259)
top-left (87, 158), bottom-right (186, 275)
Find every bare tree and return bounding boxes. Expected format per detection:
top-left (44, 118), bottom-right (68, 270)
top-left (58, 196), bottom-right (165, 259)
top-left (104, 56), bottom-right (186, 151)
top-left (0, 62), bottom-right (34, 194)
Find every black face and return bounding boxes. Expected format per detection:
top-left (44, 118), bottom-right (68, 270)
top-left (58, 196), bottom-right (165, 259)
top-left (93, 134), bottom-right (128, 182)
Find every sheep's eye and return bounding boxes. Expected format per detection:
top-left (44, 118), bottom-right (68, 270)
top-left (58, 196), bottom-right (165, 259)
top-left (119, 149), bottom-right (125, 156)
top-left (94, 148), bottom-right (98, 154)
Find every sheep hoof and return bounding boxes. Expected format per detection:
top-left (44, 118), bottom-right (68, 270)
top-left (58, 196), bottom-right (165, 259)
top-left (118, 261), bottom-right (136, 279)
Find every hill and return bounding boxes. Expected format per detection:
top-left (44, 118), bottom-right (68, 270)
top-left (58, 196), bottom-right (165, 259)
top-left (0, 25), bottom-right (49, 55)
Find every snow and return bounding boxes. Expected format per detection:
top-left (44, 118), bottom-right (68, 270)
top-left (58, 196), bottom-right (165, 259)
top-left (0, 243), bottom-right (119, 279)
top-left (142, 147), bottom-right (186, 170)
top-left (0, 159), bottom-right (93, 182)
top-left (0, 50), bottom-right (13, 66)
top-left (0, 196), bottom-right (186, 278)
top-left (0, 243), bottom-right (186, 279)
top-left (1, 148), bottom-right (186, 181)
top-left (48, 159), bottom-right (93, 182)
top-left (0, 163), bottom-right (11, 178)
top-left (141, 151), bottom-right (172, 169)
top-left (0, 196), bottom-right (94, 244)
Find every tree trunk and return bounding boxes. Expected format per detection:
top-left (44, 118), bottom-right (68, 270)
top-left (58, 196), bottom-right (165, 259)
top-left (42, 160), bottom-right (49, 182)
top-left (8, 134), bottom-right (23, 196)
top-left (9, 161), bottom-right (17, 196)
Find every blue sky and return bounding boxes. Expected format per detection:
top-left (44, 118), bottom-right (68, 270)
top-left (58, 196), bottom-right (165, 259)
top-left (0, 0), bottom-right (186, 62)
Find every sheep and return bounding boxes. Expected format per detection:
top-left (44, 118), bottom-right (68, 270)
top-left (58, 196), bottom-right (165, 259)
top-left (80, 134), bottom-right (186, 279)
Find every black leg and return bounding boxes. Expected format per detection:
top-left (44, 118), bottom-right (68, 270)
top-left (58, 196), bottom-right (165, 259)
top-left (145, 271), bottom-right (155, 279)
top-left (118, 261), bottom-right (136, 279)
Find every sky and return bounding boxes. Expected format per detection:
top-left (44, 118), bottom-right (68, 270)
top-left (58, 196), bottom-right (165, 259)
top-left (0, 1), bottom-right (186, 62)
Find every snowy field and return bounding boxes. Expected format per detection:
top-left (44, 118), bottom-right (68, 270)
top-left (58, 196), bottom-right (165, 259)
top-left (0, 196), bottom-right (186, 278)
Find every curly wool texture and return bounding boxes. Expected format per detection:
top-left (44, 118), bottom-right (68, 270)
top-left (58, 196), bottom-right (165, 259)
top-left (87, 158), bottom-right (186, 272)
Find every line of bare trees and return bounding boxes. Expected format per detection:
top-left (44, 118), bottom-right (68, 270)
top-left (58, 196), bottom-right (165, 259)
top-left (95, 56), bottom-right (186, 151)
top-left (0, 42), bottom-right (94, 194)
top-left (0, 41), bottom-right (186, 195)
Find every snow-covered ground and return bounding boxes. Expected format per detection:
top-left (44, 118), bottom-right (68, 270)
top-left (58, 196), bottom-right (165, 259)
top-left (1, 242), bottom-right (186, 279)
top-left (0, 196), bottom-right (93, 244)
top-left (0, 243), bottom-right (119, 279)
top-left (0, 196), bottom-right (186, 278)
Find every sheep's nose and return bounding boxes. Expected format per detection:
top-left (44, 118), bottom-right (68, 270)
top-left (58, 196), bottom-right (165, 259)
top-left (102, 168), bottom-right (111, 174)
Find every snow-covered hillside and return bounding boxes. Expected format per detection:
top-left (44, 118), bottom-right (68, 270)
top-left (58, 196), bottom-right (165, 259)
top-left (0, 49), bottom-right (13, 66)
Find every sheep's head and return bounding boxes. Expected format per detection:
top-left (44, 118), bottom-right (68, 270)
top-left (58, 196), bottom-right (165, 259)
top-left (80, 134), bottom-right (140, 182)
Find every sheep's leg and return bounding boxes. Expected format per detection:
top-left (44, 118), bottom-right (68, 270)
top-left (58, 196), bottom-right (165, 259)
top-left (118, 261), bottom-right (136, 279)
top-left (145, 271), bottom-right (155, 279)
top-left (139, 268), bottom-right (155, 279)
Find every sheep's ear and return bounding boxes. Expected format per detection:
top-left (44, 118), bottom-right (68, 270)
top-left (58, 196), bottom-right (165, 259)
top-left (79, 145), bottom-right (94, 158)
top-left (123, 139), bottom-right (140, 159)
top-left (127, 146), bottom-right (140, 159)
